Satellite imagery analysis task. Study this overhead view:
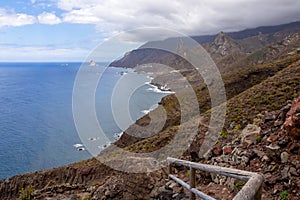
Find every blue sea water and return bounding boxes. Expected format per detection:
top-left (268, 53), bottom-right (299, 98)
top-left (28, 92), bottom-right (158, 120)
top-left (0, 62), bottom-right (167, 180)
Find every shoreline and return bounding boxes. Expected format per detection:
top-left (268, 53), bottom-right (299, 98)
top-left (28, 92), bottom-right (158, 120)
top-left (91, 66), bottom-right (174, 153)
top-left (0, 65), bottom-right (174, 180)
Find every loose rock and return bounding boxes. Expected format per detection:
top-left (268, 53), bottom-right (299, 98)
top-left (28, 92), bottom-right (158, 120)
top-left (281, 152), bottom-right (289, 163)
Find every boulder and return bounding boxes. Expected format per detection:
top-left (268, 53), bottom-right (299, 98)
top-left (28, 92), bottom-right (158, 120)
top-left (280, 152), bottom-right (289, 163)
top-left (241, 124), bottom-right (261, 146)
top-left (284, 96), bottom-right (300, 139)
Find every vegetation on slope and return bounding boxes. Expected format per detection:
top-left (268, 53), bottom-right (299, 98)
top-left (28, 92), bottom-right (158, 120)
top-left (1, 24), bottom-right (300, 200)
top-left (116, 55), bottom-right (300, 153)
top-left (225, 58), bottom-right (300, 128)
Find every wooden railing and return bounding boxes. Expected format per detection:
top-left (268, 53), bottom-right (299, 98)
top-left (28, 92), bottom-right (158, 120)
top-left (167, 157), bottom-right (264, 200)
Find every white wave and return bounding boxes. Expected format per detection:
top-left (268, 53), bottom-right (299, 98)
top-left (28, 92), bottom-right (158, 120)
top-left (73, 143), bottom-right (84, 148)
top-left (120, 71), bottom-right (128, 76)
top-left (103, 142), bottom-right (111, 149)
top-left (146, 75), bottom-right (154, 80)
top-left (141, 109), bottom-right (151, 114)
top-left (146, 85), bottom-right (174, 94)
top-left (144, 76), bottom-right (154, 85)
top-left (146, 86), bottom-right (160, 93)
top-left (141, 104), bottom-right (159, 115)
top-left (113, 132), bottom-right (123, 140)
top-left (145, 83), bottom-right (153, 86)
top-left (98, 142), bottom-right (112, 150)
top-left (74, 143), bottom-right (86, 151)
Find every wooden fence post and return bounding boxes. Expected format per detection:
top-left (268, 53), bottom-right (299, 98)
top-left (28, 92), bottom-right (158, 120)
top-left (190, 167), bottom-right (196, 200)
top-left (254, 184), bottom-right (262, 200)
top-left (167, 157), bottom-right (263, 200)
top-left (168, 163), bottom-right (172, 180)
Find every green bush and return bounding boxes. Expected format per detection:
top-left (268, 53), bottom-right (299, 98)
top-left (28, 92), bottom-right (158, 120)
top-left (234, 181), bottom-right (244, 190)
top-left (219, 130), bottom-right (229, 138)
top-left (280, 191), bottom-right (288, 200)
top-left (17, 185), bottom-right (35, 200)
top-left (256, 136), bottom-right (262, 143)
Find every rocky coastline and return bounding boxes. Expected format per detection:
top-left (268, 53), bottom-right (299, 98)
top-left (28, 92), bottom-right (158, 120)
top-left (0, 22), bottom-right (300, 200)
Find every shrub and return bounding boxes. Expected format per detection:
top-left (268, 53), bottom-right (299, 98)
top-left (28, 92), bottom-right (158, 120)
top-left (219, 130), bottom-right (229, 138)
top-left (256, 136), bottom-right (262, 143)
top-left (280, 191), bottom-right (288, 200)
top-left (17, 185), bottom-right (35, 200)
top-left (234, 181), bottom-right (244, 190)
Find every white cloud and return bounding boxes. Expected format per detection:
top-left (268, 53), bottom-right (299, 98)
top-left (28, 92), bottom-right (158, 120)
top-left (2, 0), bottom-right (300, 35)
top-left (38, 12), bottom-right (62, 25)
top-left (0, 8), bottom-right (36, 27)
top-left (56, 0), bottom-right (300, 36)
top-left (1, 0), bottom-right (300, 61)
top-left (57, 0), bottom-right (99, 11)
top-left (62, 9), bottom-right (101, 24)
top-left (0, 44), bottom-right (89, 62)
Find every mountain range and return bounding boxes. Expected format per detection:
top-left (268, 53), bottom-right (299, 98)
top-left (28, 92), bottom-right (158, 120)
top-left (1, 21), bottom-right (300, 200)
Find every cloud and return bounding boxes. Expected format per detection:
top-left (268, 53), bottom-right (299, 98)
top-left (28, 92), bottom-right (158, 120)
top-left (2, 0), bottom-right (300, 35)
top-left (0, 8), bottom-right (36, 28)
top-left (1, 0), bottom-right (300, 61)
top-left (62, 9), bottom-right (101, 24)
top-left (38, 12), bottom-right (62, 24)
top-left (56, 0), bottom-right (300, 36)
top-left (57, 0), bottom-right (99, 11)
top-left (0, 44), bottom-right (89, 62)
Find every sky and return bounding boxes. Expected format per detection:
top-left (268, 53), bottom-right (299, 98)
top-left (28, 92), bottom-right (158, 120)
top-left (0, 0), bottom-right (299, 62)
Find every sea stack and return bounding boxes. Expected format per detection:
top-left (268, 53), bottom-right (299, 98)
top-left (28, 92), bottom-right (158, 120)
top-left (89, 60), bottom-right (97, 66)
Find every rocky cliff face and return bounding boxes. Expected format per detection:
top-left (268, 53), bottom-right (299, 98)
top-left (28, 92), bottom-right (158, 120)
top-left (155, 95), bottom-right (300, 200)
top-left (1, 22), bottom-right (300, 200)
top-left (111, 25), bottom-right (300, 84)
top-left (200, 96), bottom-right (300, 199)
top-left (284, 96), bottom-right (300, 139)
top-left (0, 159), bottom-right (166, 200)
top-left (0, 160), bottom-right (108, 199)
top-left (209, 31), bottom-right (242, 57)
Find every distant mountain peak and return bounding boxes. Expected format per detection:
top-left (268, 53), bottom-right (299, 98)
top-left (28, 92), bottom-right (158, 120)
top-left (214, 31), bottom-right (233, 46)
top-left (211, 31), bottom-right (240, 56)
top-left (176, 38), bottom-right (186, 57)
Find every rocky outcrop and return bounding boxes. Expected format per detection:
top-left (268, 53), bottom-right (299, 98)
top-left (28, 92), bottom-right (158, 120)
top-left (0, 158), bottom-right (167, 200)
top-left (1, 22), bottom-right (300, 200)
top-left (212, 31), bottom-right (241, 56)
top-left (241, 124), bottom-right (261, 146)
top-left (284, 96), bottom-right (300, 139)
top-left (197, 98), bottom-right (300, 199)
top-left (0, 161), bottom-right (111, 200)
top-left (134, 97), bottom-right (300, 200)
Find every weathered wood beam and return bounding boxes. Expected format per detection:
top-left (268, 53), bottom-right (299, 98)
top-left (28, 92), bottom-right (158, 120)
top-left (167, 157), bottom-right (253, 180)
top-left (167, 157), bottom-right (264, 200)
top-left (168, 174), bottom-right (216, 200)
top-left (233, 174), bottom-right (264, 200)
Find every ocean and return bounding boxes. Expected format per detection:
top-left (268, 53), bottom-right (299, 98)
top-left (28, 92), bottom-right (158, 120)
top-left (0, 62), bottom-right (168, 180)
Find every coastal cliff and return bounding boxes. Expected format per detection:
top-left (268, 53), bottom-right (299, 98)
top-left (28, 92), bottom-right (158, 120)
top-left (1, 22), bottom-right (300, 200)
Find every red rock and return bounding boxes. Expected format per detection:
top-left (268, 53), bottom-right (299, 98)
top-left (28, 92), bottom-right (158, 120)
top-left (223, 147), bottom-right (233, 155)
top-left (212, 146), bottom-right (222, 156)
top-left (284, 96), bottom-right (300, 139)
